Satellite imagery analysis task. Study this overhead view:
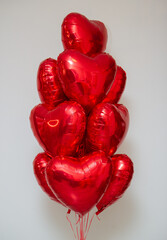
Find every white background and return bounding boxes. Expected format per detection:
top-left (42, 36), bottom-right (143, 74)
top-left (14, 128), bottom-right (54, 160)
top-left (0, 1), bottom-right (167, 240)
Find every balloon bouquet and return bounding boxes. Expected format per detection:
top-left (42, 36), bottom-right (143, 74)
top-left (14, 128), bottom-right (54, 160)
top-left (30, 12), bottom-right (134, 240)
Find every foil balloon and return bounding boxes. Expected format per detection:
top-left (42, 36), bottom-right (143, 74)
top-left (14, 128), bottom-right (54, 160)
top-left (33, 153), bottom-right (60, 202)
top-left (96, 154), bottom-right (134, 214)
top-left (86, 103), bottom-right (129, 156)
top-left (46, 151), bottom-right (112, 216)
top-left (102, 66), bottom-right (127, 104)
top-left (37, 58), bottom-right (66, 107)
top-left (30, 101), bottom-right (86, 157)
top-left (57, 50), bottom-right (116, 112)
top-left (62, 12), bottom-right (107, 56)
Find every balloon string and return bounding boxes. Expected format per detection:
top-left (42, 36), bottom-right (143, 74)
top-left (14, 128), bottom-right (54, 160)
top-left (75, 214), bottom-right (80, 240)
top-left (76, 215), bottom-right (80, 225)
top-left (83, 215), bottom-right (87, 234)
top-left (84, 212), bottom-right (89, 234)
top-left (66, 212), bottom-right (76, 239)
top-left (85, 213), bottom-right (95, 239)
top-left (79, 216), bottom-right (85, 240)
top-left (66, 212), bottom-right (94, 240)
top-left (96, 214), bottom-right (100, 221)
top-left (83, 215), bottom-right (86, 232)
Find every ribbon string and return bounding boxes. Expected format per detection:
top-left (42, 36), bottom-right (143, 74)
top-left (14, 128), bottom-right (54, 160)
top-left (66, 211), bottom-right (94, 240)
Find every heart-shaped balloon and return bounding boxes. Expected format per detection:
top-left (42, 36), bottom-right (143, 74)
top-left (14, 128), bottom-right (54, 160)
top-left (57, 50), bottom-right (116, 112)
top-left (62, 12), bottom-right (107, 56)
top-left (96, 154), bottom-right (133, 214)
top-left (37, 58), bottom-right (66, 107)
top-left (86, 103), bottom-right (129, 156)
top-left (30, 101), bottom-right (86, 157)
top-left (46, 151), bottom-right (112, 215)
top-left (33, 153), bottom-right (60, 202)
top-left (102, 66), bottom-right (126, 104)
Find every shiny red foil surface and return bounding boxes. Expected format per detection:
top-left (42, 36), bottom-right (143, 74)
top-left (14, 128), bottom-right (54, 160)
top-left (33, 153), bottom-right (60, 202)
top-left (46, 151), bottom-right (112, 216)
top-left (37, 58), bottom-right (66, 107)
top-left (58, 50), bottom-right (116, 113)
top-left (102, 66), bottom-right (126, 104)
top-left (75, 140), bottom-right (87, 158)
top-left (30, 101), bottom-right (86, 157)
top-left (62, 12), bottom-right (107, 56)
top-left (86, 103), bottom-right (129, 156)
top-left (96, 154), bottom-right (134, 214)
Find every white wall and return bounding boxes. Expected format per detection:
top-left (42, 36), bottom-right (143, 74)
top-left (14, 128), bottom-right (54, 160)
top-left (0, 1), bottom-right (167, 240)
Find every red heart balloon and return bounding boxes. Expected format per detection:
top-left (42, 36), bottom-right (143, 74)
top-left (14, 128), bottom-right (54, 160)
top-left (62, 12), bottom-right (107, 56)
top-left (33, 153), bottom-right (60, 202)
top-left (86, 103), bottom-right (129, 156)
top-left (30, 101), bottom-right (86, 157)
top-left (96, 154), bottom-right (133, 214)
top-left (37, 58), bottom-right (66, 107)
top-left (102, 66), bottom-right (126, 104)
top-left (45, 151), bottom-right (112, 216)
top-left (57, 50), bottom-right (116, 112)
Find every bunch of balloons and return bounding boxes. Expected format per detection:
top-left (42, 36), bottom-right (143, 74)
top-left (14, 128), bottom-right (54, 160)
top-left (30, 12), bottom-right (134, 240)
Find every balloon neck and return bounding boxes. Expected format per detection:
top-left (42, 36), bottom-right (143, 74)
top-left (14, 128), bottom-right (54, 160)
top-left (96, 208), bottom-right (103, 215)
